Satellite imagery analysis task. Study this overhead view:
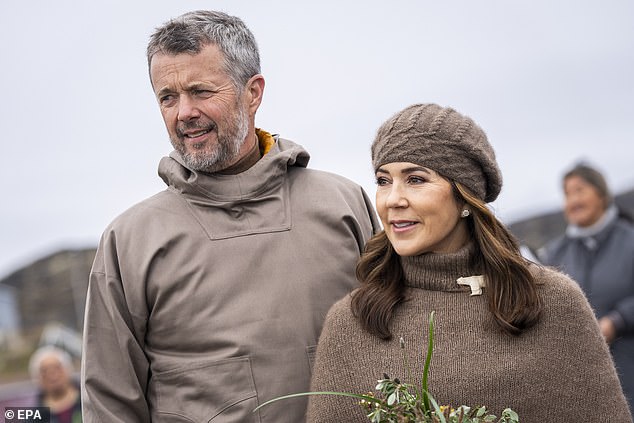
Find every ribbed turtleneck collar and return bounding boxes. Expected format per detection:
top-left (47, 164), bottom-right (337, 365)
top-left (400, 243), bottom-right (478, 292)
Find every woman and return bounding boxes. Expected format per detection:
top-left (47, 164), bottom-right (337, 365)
top-left (539, 163), bottom-right (634, 414)
top-left (306, 104), bottom-right (631, 422)
top-left (29, 346), bottom-right (82, 423)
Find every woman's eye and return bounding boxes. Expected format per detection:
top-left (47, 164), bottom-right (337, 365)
top-left (375, 176), bottom-right (390, 186)
top-left (408, 176), bottom-right (426, 184)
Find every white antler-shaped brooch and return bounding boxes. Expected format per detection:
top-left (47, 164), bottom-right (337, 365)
top-left (456, 275), bottom-right (486, 296)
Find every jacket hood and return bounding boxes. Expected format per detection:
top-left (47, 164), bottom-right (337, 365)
top-left (158, 137), bottom-right (310, 203)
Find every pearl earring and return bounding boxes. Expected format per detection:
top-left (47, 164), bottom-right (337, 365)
top-left (461, 209), bottom-right (470, 218)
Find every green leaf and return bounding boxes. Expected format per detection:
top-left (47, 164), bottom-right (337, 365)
top-left (428, 394), bottom-right (447, 423)
top-left (500, 408), bottom-right (520, 422)
top-left (387, 392), bottom-right (397, 406)
top-left (421, 310), bottom-right (435, 412)
top-left (476, 406), bottom-right (487, 417)
top-left (252, 391), bottom-right (385, 413)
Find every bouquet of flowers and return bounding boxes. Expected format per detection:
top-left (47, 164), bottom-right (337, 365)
top-left (255, 312), bottom-right (520, 423)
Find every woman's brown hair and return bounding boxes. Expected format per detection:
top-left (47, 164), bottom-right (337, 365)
top-left (351, 181), bottom-right (543, 340)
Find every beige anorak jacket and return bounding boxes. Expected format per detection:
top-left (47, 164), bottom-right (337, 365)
top-left (81, 136), bottom-right (378, 422)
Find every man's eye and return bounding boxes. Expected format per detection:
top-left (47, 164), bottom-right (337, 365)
top-left (159, 95), bottom-right (175, 105)
top-left (193, 90), bottom-right (213, 98)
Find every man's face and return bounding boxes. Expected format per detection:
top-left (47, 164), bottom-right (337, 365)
top-left (150, 44), bottom-right (251, 173)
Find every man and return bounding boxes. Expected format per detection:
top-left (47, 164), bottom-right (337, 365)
top-left (80, 10), bottom-right (378, 423)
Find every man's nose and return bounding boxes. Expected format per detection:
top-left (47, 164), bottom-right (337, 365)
top-left (177, 95), bottom-right (202, 121)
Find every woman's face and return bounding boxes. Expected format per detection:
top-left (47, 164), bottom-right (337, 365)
top-left (375, 162), bottom-right (469, 256)
top-left (563, 175), bottom-right (607, 227)
top-left (39, 355), bottom-right (71, 395)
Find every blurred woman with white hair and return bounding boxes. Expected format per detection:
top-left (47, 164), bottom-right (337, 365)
top-left (29, 345), bottom-right (82, 423)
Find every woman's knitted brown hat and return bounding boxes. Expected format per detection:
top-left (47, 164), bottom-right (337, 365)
top-left (371, 103), bottom-right (503, 203)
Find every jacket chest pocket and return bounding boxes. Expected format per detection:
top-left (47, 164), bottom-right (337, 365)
top-left (150, 356), bottom-right (260, 422)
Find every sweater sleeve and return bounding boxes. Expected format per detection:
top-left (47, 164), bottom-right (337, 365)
top-left (81, 230), bottom-right (151, 423)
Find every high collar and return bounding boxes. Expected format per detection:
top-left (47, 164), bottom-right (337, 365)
top-left (564, 205), bottom-right (620, 251)
top-left (217, 135), bottom-right (262, 175)
top-left (158, 135), bottom-right (310, 203)
top-left (565, 204), bottom-right (618, 239)
top-left (400, 243), bottom-right (478, 292)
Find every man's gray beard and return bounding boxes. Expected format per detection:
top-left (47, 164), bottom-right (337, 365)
top-left (175, 107), bottom-right (250, 173)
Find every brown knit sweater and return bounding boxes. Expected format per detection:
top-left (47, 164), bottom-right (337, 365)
top-left (306, 245), bottom-right (632, 422)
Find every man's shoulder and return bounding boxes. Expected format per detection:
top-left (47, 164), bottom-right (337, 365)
top-left (106, 189), bottom-right (179, 229)
top-left (274, 136), bottom-right (365, 188)
top-left (298, 166), bottom-right (362, 186)
top-left (289, 168), bottom-right (375, 221)
top-left (288, 165), bottom-right (369, 200)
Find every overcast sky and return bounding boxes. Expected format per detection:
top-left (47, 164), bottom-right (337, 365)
top-left (1, 0), bottom-right (633, 278)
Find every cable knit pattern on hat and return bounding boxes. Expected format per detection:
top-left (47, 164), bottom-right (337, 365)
top-left (371, 103), bottom-right (503, 203)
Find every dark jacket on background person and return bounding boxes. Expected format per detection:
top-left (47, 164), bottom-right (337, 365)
top-left (37, 392), bottom-right (82, 423)
top-left (307, 244), bottom-right (632, 422)
top-left (35, 383), bottom-right (82, 423)
top-left (81, 134), bottom-right (379, 423)
top-left (539, 207), bottom-right (634, 412)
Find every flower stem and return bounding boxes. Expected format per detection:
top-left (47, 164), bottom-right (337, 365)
top-left (421, 311), bottom-right (435, 413)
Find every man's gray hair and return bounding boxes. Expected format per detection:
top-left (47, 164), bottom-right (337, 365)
top-left (147, 10), bottom-right (261, 90)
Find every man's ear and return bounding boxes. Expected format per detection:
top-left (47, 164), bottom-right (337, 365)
top-left (246, 74), bottom-right (265, 114)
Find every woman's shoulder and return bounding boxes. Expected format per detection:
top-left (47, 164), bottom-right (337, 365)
top-left (324, 292), bottom-right (356, 324)
top-left (315, 292), bottom-right (371, 356)
top-left (529, 263), bottom-right (593, 308)
top-left (529, 263), bottom-right (584, 295)
top-left (320, 290), bottom-right (373, 342)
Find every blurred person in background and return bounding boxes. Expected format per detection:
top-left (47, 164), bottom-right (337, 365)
top-left (539, 162), bottom-right (634, 413)
top-left (29, 346), bottom-right (82, 423)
